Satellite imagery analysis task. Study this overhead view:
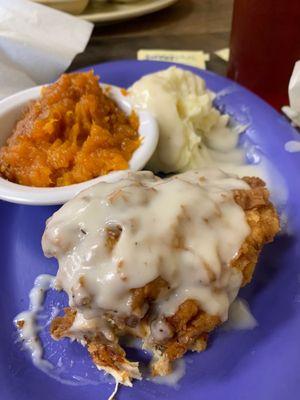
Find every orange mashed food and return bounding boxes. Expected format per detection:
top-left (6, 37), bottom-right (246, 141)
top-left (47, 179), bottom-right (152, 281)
top-left (0, 71), bottom-right (140, 187)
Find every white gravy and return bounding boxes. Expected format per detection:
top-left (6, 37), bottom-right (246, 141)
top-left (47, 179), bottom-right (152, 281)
top-left (285, 140), bottom-right (300, 153)
top-left (14, 274), bottom-right (55, 370)
top-left (222, 298), bottom-right (258, 331)
top-left (42, 169), bottom-right (250, 332)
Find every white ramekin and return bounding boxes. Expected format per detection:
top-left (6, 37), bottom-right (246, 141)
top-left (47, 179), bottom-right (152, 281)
top-left (0, 84), bottom-right (158, 205)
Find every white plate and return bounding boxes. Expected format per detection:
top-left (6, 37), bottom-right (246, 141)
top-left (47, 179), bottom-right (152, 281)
top-left (80, 0), bottom-right (178, 23)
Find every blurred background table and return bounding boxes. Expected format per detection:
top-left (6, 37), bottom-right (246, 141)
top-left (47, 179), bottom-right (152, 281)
top-left (71, 0), bottom-right (233, 76)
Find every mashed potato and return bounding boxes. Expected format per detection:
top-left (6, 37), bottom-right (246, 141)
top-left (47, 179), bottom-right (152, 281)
top-left (129, 67), bottom-right (241, 174)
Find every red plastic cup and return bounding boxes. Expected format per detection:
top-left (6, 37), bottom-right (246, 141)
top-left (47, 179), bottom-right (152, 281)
top-left (227, 0), bottom-right (300, 110)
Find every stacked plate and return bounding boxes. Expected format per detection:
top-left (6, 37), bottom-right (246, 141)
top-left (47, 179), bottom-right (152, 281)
top-left (32, 0), bottom-right (179, 22)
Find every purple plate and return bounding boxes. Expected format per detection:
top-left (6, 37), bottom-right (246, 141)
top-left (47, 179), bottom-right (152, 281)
top-left (1, 60), bottom-right (300, 400)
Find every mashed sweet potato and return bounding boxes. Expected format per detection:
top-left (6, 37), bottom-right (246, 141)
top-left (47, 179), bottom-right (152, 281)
top-left (0, 71), bottom-right (140, 187)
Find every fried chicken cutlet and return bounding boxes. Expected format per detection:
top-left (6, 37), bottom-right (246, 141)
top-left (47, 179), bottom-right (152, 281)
top-left (42, 169), bottom-right (279, 386)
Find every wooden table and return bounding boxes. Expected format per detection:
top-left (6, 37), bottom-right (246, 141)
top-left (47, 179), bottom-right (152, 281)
top-left (70, 0), bottom-right (234, 76)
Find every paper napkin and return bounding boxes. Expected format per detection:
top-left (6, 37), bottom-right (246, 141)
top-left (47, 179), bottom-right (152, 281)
top-left (0, 0), bottom-right (93, 100)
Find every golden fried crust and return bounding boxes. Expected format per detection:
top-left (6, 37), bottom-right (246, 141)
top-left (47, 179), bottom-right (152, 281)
top-left (86, 337), bottom-right (141, 386)
top-left (50, 176), bottom-right (280, 380)
top-left (164, 300), bottom-right (220, 360)
top-left (87, 337), bottom-right (126, 370)
top-left (148, 304), bottom-right (219, 375)
top-left (51, 308), bottom-right (76, 340)
top-left (232, 177), bottom-right (280, 285)
top-left (131, 277), bottom-right (168, 316)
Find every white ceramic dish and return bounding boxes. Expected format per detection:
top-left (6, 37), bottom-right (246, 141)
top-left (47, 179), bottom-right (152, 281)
top-left (0, 84), bottom-right (158, 206)
top-left (80, 0), bottom-right (178, 23)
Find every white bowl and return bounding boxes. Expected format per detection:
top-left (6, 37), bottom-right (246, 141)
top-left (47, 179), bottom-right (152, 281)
top-left (0, 84), bottom-right (158, 205)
